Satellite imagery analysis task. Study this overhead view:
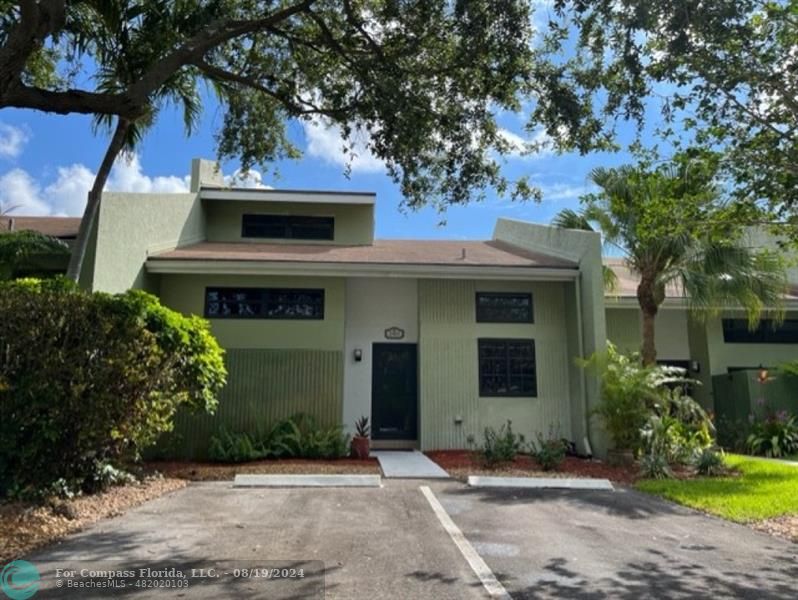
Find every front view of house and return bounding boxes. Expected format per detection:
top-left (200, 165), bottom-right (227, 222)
top-left (80, 159), bottom-right (607, 458)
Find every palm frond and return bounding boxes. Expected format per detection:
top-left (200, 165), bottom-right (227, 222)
top-left (552, 208), bottom-right (594, 231)
top-left (679, 241), bottom-right (787, 325)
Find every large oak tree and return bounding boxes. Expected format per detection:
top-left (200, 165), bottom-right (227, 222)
top-left (0, 0), bottom-right (614, 280)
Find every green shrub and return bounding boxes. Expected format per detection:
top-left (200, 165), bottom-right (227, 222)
top-left (531, 428), bottom-right (566, 471)
top-left (716, 416), bottom-right (751, 453)
top-left (476, 420), bottom-right (524, 466)
top-left (693, 448), bottom-right (725, 476)
top-left (207, 414), bottom-right (350, 462)
top-left (746, 411), bottom-right (798, 458)
top-left (580, 344), bottom-right (663, 451)
top-left (208, 428), bottom-right (265, 463)
top-left (581, 343), bottom-right (705, 454)
top-left (0, 278), bottom-right (226, 498)
top-left (640, 451), bottom-right (673, 479)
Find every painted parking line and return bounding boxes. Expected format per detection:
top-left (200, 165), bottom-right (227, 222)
top-left (420, 486), bottom-right (512, 600)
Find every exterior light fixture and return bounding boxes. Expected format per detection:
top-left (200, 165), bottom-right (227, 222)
top-left (757, 365), bottom-right (769, 384)
top-left (690, 360), bottom-right (700, 373)
top-left (353, 348), bottom-right (363, 362)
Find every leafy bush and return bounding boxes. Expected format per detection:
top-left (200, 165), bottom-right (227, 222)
top-left (693, 448), bottom-right (725, 476)
top-left (476, 420), bottom-right (524, 466)
top-left (640, 451), bottom-right (673, 479)
top-left (582, 344), bottom-right (707, 458)
top-left (0, 278), bottom-right (226, 498)
top-left (746, 411), bottom-right (798, 458)
top-left (581, 344), bottom-right (666, 451)
top-left (531, 428), bottom-right (567, 471)
top-left (208, 413), bottom-right (350, 462)
top-left (208, 428), bottom-right (264, 463)
top-left (716, 416), bottom-right (752, 453)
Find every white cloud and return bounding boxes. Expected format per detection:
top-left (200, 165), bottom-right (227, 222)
top-left (497, 127), bottom-right (553, 160)
top-left (0, 169), bottom-right (50, 215)
top-left (225, 167), bottom-right (271, 189)
top-left (302, 118), bottom-right (385, 174)
top-left (0, 153), bottom-right (192, 217)
top-left (539, 182), bottom-right (590, 202)
top-left (0, 123), bottom-right (29, 159)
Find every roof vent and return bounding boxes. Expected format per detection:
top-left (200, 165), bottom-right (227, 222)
top-left (461, 247), bottom-right (467, 260)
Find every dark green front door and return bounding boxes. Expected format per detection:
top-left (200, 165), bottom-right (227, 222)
top-left (371, 343), bottom-right (418, 440)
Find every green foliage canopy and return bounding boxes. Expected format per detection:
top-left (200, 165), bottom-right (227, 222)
top-left (0, 278), bottom-right (226, 497)
top-left (546, 0), bottom-right (798, 221)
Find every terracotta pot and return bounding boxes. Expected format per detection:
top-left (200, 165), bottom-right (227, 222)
top-left (351, 436), bottom-right (370, 460)
top-left (607, 448), bottom-right (635, 467)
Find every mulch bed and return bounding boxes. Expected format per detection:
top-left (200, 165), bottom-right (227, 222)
top-left (148, 458), bottom-right (381, 481)
top-left (0, 476), bottom-right (186, 563)
top-left (751, 515), bottom-right (798, 544)
top-left (426, 450), bottom-right (640, 485)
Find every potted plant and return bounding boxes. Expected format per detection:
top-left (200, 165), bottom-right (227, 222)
top-left (351, 416), bottom-right (370, 459)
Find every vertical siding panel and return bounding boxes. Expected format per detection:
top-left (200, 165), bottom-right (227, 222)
top-left (161, 349), bottom-right (343, 459)
top-left (419, 279), bottom-right (575, 450)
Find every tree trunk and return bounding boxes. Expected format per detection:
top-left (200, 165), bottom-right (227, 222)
top-left (66, 117), bottom-right (130, 283)
top-left (637, 276), bottom-right (659, 366)
top-left (640, 306), bottom-right (658, 366)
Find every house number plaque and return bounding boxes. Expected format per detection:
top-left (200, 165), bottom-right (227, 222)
top-left (384, 326), bottom-right (405, 340)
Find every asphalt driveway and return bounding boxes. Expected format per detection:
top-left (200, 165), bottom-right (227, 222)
top-left (26, 480), bottom-right (798, 599)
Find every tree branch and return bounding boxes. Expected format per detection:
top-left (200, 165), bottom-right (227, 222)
top-left (0, 0), bottom-right (66, 95)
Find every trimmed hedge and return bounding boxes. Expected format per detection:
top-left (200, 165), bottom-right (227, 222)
top-left (0, 278), bottom-right (226, 497)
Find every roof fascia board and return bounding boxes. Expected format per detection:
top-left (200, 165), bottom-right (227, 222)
top-left (146, 259), bottom-right (578, 281)
top-left (199, 188), bottom-right (376, 205)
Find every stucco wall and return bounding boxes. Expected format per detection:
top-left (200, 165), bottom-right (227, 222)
top-left (605, 307), bottom-right (690, 361)
top-left (204, 200), bottom-right (374, 245)
top-left (705, 311), bottom-right (798, 374)
top-left (418, 279), bottom-right (574, 450)
top-left (342, 278), bottom-right (418, 436)
top-left (90, 192), bottom-right (205, 293)
top-left (158, 274), bottom-right (345, 351)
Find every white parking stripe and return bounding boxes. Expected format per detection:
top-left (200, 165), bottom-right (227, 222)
top-left (420, 486), bottom-right (512, 600)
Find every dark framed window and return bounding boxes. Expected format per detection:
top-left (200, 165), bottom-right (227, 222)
top-left (241, 214), bottom-right (334, 240)
top-left (722, 318), bottom-right (798, 344)
top-left (204, 287), bottom-right (324, 320)
top-left (478, 338), bottom-right (537, 397)
top-left (476, 292), bottom-right (533, 323)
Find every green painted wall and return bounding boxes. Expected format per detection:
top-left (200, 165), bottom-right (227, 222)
top-left (204, 200), bottom-right (374, 245)
top-left (418, 279), bottom-right (575, 450)
top-left (158, 274), bottom-right (345, 351)
top-left (90, 192), bottom-right (206, 293)
top-left (605, 307), bottom-right (690, 361)
top-left (492, 218), bottom-right (606, 455)
top-left (713, 370), bottom-right (798, 424)
top-left (158, 349), bottom-right (343, 459)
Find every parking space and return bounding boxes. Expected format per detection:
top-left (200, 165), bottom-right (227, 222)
top-left (27, 480), bottom-right (798, 599)
top-left (430, 481), bottom-right (798, 599)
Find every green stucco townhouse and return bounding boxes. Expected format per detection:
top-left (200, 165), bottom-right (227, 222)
top-left (79, 159), bottom-right (609, 458)
top-left (74, 159), bottom-right (798, 458)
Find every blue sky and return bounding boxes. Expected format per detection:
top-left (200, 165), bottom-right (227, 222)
top-left (0, 92), bottom-right (656, 240)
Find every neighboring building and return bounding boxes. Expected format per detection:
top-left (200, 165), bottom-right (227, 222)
top-left (0, 215), bottom-right (79, 277)
top-left (604, 252), bottom-right (798, 414)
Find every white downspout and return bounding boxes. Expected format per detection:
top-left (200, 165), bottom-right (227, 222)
top-left (575, 275), bottom-right (593, 457)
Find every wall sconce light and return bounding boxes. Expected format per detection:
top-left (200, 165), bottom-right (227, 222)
top-left (453, 414), bottom-right (463, 425)
top-left (353, 348), bottom-right (363, 362)
top-left (758, 364), bottom-right (769, 384)
top-left (690, 360), bottom-right (700, 374)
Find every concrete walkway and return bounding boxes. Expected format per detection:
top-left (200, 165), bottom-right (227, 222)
top-left (372, 450), bottom-right (450, 478)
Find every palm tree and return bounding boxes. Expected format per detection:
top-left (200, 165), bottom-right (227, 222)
top-left (553, 157), bottom-right (786, 365)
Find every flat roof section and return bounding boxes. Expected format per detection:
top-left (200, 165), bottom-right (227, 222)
top-left (199, 186), bottom-right (376, 205)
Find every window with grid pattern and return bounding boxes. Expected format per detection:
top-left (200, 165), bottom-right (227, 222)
top-left (204, 288), bottom-right (324, 320)
top-left (475, 292), bottom-right (533, 323)
top-left (478, 339), bottom-right (537, 397)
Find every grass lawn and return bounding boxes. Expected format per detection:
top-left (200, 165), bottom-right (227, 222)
top-left (636, 454), bottom-right (798, 522)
